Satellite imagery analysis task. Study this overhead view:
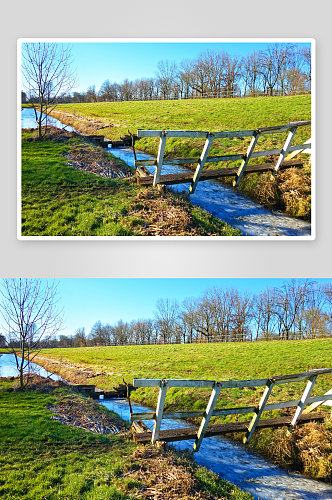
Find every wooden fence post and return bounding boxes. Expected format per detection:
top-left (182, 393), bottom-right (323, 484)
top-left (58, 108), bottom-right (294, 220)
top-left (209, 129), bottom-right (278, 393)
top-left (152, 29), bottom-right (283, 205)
top-left (288, 375), bottom-right (317, 432)
top-left (233, 130), bottom-right (260, 187)
top-left (189, 133), bottom-right (214, 194)
top-left (274, 126), bottom-right (298, 173)
top-left (243, 378), bottom-right (275, 444)
top-left (154, 131), bottom-right (167, 187)
top-left (193, 381), bottom-right (221, 452)
top-left (152, 380), bottom-right (168, 443)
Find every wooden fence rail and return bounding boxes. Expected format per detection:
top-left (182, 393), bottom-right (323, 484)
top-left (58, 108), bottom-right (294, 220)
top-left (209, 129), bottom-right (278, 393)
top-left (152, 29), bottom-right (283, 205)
top-left (131, 367), bottom-right (331, 452)
top-left (135, 121), bottom-right (311, 193)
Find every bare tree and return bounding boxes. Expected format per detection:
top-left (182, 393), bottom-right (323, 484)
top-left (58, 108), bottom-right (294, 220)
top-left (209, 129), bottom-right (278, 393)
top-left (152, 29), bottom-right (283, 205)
top-left (189, 53), bottom-right (210, 97)
top-left (99, 79), bottom-right (118, 101)
top-left (192, 292), bottom-right (216, 342)
top-left (131, 319), bottom-right (154, 344)
top-left (259, 43), bottom-right (294, 96)
top-left (112, 319), bottom-right (131, 345)
top-left (74, 327), bottom-right (88, 347)
top-left (254, 287), bottom-right (277, 341)
top-left (86, 85), bottom-right (98, 103)
top-left (272, 279), bottom-right (313, 340)
top-left (89, 321), bottom-right (113, 346)
top-left (154, 298), bottom-right (180, 344)
top-left (155, 60), bottom-right (177, 99)
top-left (177, 59), bottom-right (195, 99)
top-left (0, 279), bottom-right (64, 389)
top-left (243, 51), bottom-right (262, 96)
top-left (21, 42), bottom-right (77, 138)
top-left (181, 297), bottom-right (199, 343)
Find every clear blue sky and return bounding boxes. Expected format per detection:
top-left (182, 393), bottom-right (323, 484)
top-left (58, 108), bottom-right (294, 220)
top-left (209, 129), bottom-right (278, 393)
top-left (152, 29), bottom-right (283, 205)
top-left (61, 40), bottom-right (311, 93)
top-left (49, 278), bottom-right (329, 336)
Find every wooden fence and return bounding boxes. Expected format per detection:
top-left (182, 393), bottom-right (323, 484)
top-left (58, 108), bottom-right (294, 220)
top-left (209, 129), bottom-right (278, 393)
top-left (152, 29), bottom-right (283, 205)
top-left (135, 121), bottom-right (311, 193)
top-left (131, 368), bottom-right (332, 452)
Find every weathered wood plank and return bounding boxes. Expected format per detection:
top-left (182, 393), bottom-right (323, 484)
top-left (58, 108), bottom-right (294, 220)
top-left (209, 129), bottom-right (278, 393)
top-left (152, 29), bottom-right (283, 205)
top-left (289, 375), bottom-right (317, 431)
top-left (130, 394), bottom-right (331, 422)
top-left (134, 159), bottom-right (157, 167)
top-left (154, 133), bottom-right (167, 186)
top-left (273, 368), bottom-right (332, 382)
top-left (152, 381), bottom-right (167, 443)
top-left (133, 378), bottom-right (216, 388)
top-left (145, 145), bottom-right (310, 168)
top-left (137, 122), bottom-right (310, 140)
top-left (194, 382), bottom-right (221, 451)
top-left (304, 389), bottom-right (332, 413)
top-left (274, 126), bottom-right (298, 173)
top-left (165, 153), bottom-right (244, 165)
top-left (286, 138), bottom-right (312, 160)
top-left (233, 130), bottom-right (260, 187)
top-left (130, 412), bottom-right (156, 420)
top-left (131, 420), bottom-right (151, 434)
top-left (137, 130), bottom-right (209, 138)
top-left (244, 380), bottom-right (275, 444)
top-left (137, 160), bottom-right (303, 187)
top-left (133, 412), bottom-right (325, 445)
top-left (190, 133), bottom-right (214, 194)
top-left (136, 166), bottom-right (151, 177)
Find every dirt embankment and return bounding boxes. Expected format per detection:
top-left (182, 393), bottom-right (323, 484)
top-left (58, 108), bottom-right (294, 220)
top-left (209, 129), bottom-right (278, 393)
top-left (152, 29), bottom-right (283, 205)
top-left (33, 355), bottom-right (109, 386)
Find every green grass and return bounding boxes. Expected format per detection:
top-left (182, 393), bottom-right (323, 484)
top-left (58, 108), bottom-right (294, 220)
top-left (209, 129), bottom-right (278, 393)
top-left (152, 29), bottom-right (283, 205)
top-left (39, 338), bottom-right (332, 417)
top-left (21, 136), bottom-right (137, 236)
top-left (53, 95), bottom-right (311, 140)
top-left (0, 384), bottom-right (253, 500)
top-left (52, 95), bottom-right (311, 166)
top-left (50, 96), bottom-right (311, 217)
top-left (35, 339), bottom-right (332, 481)
top-left (21, 132), bottom-right (241, 237)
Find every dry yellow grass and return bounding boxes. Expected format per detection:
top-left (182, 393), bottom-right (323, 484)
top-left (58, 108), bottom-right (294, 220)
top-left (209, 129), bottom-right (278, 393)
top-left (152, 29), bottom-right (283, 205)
top-left (266, 418), bottom-right (332, 480)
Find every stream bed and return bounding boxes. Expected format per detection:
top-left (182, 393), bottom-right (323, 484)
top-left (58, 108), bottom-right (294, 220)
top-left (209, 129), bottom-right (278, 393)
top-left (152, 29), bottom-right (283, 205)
top-left (1, 352), bottom-right (331, 500)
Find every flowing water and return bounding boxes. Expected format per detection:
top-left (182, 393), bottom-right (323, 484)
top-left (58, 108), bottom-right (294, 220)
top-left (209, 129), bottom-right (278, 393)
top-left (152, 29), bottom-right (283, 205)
top-left (101, 397), bottom-right (332, 500)
top-left (21, 108), bottom-right (311, 237)
top-left (1, 353), bottom-right (331, 500)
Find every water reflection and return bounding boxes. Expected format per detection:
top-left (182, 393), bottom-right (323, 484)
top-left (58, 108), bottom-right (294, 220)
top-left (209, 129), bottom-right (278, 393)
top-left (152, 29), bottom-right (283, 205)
top-left (0, 353), bottom-right (61, 380)
top-left (21, 107), bottom-right (76, 132)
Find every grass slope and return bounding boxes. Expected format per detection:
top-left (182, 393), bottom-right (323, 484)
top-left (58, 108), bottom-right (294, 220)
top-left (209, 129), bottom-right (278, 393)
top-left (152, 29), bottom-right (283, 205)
top-left (21, 130), bottom-right (241, 237)
top-left (0, 381), bottom-right (253, 500)
top-left (50, 95), bottom-right (312, 217)
top-left (36, 339), bottom-right (332, 480)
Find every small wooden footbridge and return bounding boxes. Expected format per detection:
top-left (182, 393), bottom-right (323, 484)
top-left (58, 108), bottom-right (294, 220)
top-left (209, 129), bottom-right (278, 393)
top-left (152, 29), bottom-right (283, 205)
top-left (130, 367), bottom-right (331, 452)
top-left (134, 120), bottom-right (311, 193)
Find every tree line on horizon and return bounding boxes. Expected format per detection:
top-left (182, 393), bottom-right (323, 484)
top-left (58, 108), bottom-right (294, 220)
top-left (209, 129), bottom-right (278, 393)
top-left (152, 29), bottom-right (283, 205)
top-left (22, 43), bottom-right (311, 105)
top-left (31, 279), bottom-right (332, 350)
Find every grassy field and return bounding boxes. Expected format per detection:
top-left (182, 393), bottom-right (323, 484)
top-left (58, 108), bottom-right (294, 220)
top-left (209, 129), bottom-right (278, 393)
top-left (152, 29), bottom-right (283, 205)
top-left (50, 95), bottom-right (312, 217)
top-left (0, 379), bottom-right (253, 500)
top-left (21, 129), bottom-right (241, 237)
top-left (35, 339), bottom-right (332, 480)
top-left (37, 339), bottom-right (332, 404)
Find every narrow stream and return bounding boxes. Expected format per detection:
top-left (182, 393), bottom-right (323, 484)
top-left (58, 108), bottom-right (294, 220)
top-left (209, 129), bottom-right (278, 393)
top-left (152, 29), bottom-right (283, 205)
top-left (101, 397), bottom-right (332, 500)
top-left (21, 108), bottom-right (311, 237)
top-left (2, 353), bottom-right (330, 500)
top-left (21, 107), bottom-right (76, 132)
top-left (0, 352), bottom-right (61, 380)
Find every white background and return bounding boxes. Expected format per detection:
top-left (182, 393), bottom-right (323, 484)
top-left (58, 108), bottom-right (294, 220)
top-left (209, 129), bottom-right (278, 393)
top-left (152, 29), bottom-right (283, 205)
top-left (1, 0), bottom-right (330, 278)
